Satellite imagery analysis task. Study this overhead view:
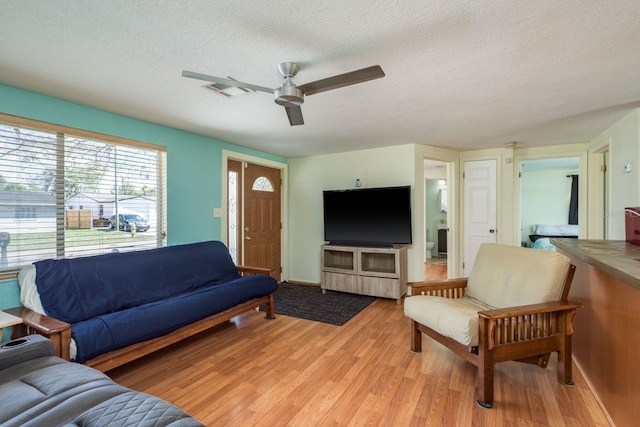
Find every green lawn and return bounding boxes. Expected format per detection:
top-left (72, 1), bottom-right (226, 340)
top-left (6, 228), bottom-right (155, 250)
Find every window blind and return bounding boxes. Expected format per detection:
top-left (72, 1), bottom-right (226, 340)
top-left (0, 115), bottom-right (166, 270)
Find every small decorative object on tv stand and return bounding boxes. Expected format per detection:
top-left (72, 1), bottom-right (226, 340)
top-left (321, 245), bottom-right (408, 304)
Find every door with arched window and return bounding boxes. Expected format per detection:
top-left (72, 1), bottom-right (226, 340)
top-left (228, 160), bottom-right (281, 281)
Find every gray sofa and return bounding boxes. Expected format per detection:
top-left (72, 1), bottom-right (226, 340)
top-left (0, 335), bottom-right (204, 427)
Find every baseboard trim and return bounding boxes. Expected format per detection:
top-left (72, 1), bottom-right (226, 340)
top-left (285, 280), bottom-right (320, 287)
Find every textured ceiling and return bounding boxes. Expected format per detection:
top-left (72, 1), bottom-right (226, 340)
top-left (1, 0), bottom-right (639, 158)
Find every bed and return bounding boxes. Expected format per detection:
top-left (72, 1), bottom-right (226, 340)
top-left (529, 224), bottom-right (579, 250)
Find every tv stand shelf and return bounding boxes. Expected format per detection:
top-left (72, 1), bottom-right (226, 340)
top-left (321, 245), bottom-right (408, 303)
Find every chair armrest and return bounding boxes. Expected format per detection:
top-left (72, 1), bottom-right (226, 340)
top-left (478, 301), bottom-right (583, 350)
top-left (0, 334), bottom-right (55, 371)
top-left (407, 278), bottom-right (468, 298)
top-left (478, 301), bottom-right (583, 320)
top-left (237, 266), bottom-right (277, 277)
top-left (5, 306), bottom-right (70, 335)
top-left (5, 306), bottom-right (71, 360)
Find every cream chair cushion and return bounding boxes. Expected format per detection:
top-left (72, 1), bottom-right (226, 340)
top-left (404, 295), bottom-right (492, 346)
top-left (466, 243), bottom-right (570, 308)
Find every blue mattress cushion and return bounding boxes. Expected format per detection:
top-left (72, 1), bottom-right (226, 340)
top-left (34, 241), bottom-right (241, 324)
top-left (71, 274), bottom-right (278, 363)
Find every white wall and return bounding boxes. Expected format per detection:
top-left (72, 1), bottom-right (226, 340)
top-left (288, 144), bottom-right (418, 283)
top-left (287, 116), bottom-right (636, 284)
top-left (590, 109), bottom-right (640, 239)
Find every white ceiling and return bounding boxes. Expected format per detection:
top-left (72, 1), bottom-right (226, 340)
top-left (1, 1), bottom-right (639, 158)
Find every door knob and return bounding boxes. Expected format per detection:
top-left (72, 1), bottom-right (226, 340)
top-left (244, 227), bottom-right (250, 232)
top-left (245, 236), bottom-right (251, 240)
top-left (489, 229), bottom-right (495, 233)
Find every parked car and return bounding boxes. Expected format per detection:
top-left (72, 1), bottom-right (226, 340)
top-left (109, 214), bottom-right (150, 232)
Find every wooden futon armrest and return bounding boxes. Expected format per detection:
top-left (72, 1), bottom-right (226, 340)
top-left (478, 301), bottom-right (583, 320)
top-left (5, 306), bottom-right (71, 360)
top-left (477, 301), bottom-right (583, 351)
top-left (407, 278), bottom-right (468, 298)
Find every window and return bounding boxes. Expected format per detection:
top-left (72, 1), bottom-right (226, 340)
top-left (228, 170), bottom-right (238, 264)
top-left (251, 176), bottom-right (274, 192)
top-left (14, 207), bottom-right (36, 219)
top-left (0, 114), bottom-right (166, 270)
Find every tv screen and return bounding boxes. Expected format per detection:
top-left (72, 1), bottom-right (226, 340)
top-left (323, 186), bottom-right (412, 247)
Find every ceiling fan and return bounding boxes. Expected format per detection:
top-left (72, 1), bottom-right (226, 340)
top-left (182, 63), bottom-right (385, 126)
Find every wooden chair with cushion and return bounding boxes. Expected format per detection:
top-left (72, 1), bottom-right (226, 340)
top-left (404, 243), bottom-right (581, 408)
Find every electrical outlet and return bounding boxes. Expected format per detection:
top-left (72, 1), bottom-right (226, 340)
top-left (213, 208), bottom-right (222, 217)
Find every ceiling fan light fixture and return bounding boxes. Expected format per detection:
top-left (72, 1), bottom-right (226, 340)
top-left (202, 80), bottom-right (255, 99)
top-left (274, 80), bottom-right (304, 107)
top-left (183, 63), bottom-right (384, 125)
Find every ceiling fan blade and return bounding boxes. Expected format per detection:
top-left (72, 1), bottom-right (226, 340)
top-left (182, 70), bottom-right (274, 94)
top-left (285, 106), bottom-right (304, 126)
top-left (297, 65), bottom-right (385, 96)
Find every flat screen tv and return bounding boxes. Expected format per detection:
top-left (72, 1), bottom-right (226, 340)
top-left (323, 186), bottom-right (412, 247)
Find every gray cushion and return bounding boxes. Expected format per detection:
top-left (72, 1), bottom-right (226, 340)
top-left (0, 343), bottom-right (203, 427)
top-left (67, 391), bottom-right (205, 427)
top-left (0, 335), bottom-right (54, 371)
top-left (0, 358), bottom-right (125, 426)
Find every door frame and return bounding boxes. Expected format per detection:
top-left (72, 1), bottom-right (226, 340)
top-left (588, 138), bottom-right (610, 239)
top-left (513, 144), bottom-right (589, 243)
top-left (416, 145), bottom-right (460, 279)
top-left (221, 150), bottom-right (289, 280)
top-left (423, 158), bottom-right (453, 278)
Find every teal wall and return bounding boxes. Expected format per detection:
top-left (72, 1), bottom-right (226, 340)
top-left (0, 84), bottom-right (288, 335)
top-left (0, 279), bottom-right (20, 341)
top-left (0, 84), bottom-right (287, 244)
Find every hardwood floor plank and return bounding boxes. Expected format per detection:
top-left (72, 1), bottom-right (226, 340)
top-left (424, 262), bottom-right (447, 281)
top-left (379, 375), bottom-right (424, 426)
top-left (108, 299), bottom-right (610, 426)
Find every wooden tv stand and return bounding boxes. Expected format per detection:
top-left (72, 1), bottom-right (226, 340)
top-left (321, 245), bottom-right (408, 303)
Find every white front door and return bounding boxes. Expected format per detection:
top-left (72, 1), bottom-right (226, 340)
top-left (463, 159), bottom-right (497, 275)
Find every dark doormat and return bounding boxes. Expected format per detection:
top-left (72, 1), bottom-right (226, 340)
top-left (260, 282), bottom-right (376, 326)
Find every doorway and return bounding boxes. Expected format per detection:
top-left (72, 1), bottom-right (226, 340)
top-left (424, 159), bottom-right (449, 280)
top-left (518, 157), bottom-right (580, 250)
top-left (227, 159), bottom-right (282, 281)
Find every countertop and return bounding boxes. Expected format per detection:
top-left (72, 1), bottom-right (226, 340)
top-left (551, 238), bottom-right (640, 291)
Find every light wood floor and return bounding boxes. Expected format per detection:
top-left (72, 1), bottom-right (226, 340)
top-left (424, 261), bottom-right (447, 281)
top-left (108, 297), bottom-right (610, 426)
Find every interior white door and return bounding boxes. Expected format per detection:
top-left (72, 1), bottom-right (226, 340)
top-left (463, 159), bottom-right (497, 275)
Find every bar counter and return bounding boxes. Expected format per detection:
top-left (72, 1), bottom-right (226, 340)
top-left (552, 238), bottom-right (639, 427)
top-left (553, 238), bottom-right (640, 290)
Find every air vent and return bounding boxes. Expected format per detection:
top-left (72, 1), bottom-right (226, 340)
top-left (201, 77), bottom-right (256, 99)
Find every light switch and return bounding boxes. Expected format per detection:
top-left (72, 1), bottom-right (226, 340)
top-left (213, 208), bottom-right (222, 217)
